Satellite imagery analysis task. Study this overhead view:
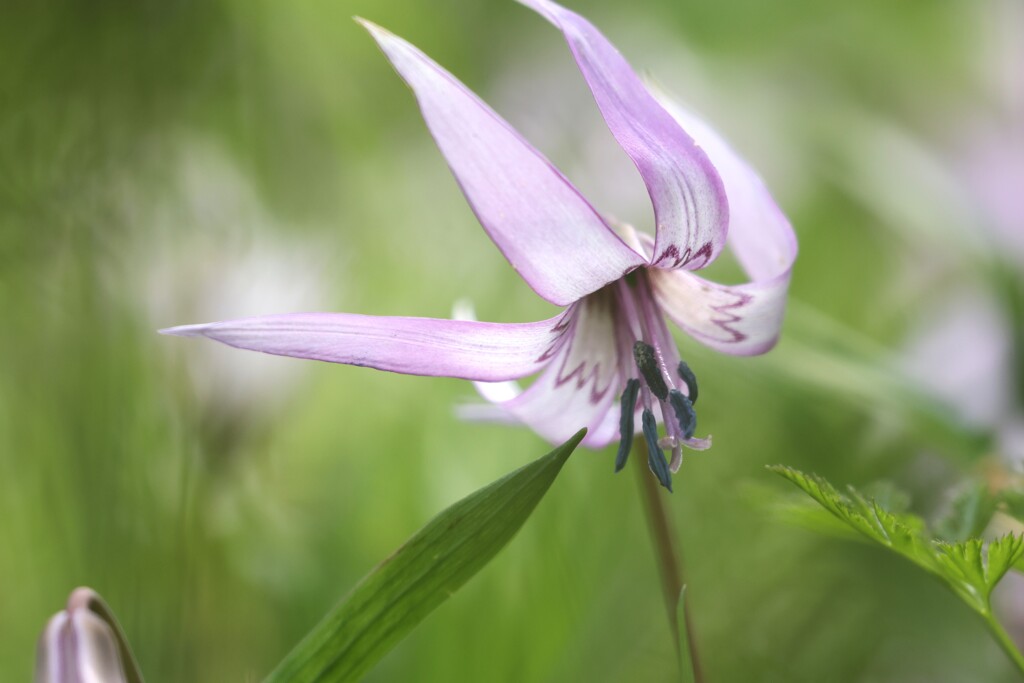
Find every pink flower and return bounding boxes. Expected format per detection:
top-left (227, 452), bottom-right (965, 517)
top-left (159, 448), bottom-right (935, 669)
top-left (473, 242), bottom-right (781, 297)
top-left (162, 0), bottom-right (797, 490)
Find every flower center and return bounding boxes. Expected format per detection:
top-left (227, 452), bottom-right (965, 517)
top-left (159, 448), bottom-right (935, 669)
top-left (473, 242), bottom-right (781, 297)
top-left (611, 269), bottom-right (700, 492)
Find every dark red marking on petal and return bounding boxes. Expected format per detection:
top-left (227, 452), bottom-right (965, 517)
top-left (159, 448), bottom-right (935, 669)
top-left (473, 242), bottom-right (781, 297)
top-left (654, 240), bottom-right (714, 270)
top-left (705, 291), bottom-right (753, 344)
top-left (535, 308), bottom-right (576, 363)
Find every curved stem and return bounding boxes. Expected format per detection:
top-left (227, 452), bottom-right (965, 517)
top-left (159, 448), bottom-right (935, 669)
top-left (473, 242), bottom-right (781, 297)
top-left (633, 437), bottom-right (705, 682)
top-left (983, 610), bottom-right (1024, 677)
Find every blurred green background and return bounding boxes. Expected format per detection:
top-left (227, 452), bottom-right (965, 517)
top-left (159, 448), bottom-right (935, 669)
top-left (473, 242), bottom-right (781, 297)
top-left (3, 0), bottom-right (1022, 680)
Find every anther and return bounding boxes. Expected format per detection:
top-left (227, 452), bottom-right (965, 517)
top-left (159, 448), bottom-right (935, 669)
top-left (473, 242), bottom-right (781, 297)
top-left (668, 389), bottom-right (697, 440)
top-left (615, 378), bottom-right (641, 472)
top-left (633, 341), bottom-right (668, 400)
top-left (677, 361), bottom-right (698, 404)
top-left (642, 409), bottom-right (672, 492)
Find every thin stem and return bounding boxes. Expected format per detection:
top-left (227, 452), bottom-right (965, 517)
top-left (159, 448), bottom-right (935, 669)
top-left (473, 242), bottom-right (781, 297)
top-left (982, 610), bottom-right (1024, 677)
top-left (633, 437), bottom-right (705, 683)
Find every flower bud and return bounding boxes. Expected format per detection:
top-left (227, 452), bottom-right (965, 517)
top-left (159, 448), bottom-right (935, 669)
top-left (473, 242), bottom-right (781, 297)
top-left (35, 588), bottom-right (143, 683)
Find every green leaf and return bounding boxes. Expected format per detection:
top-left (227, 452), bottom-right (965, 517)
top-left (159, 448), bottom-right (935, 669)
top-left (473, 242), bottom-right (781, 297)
top-left (675, 587), bottom-right (696, 683)
top-left (768, 465), bottom-right (1024, 616)
top-left (933, 536), bottom-right (1024, 609)
top-left (265, 430), bottom-right (586, 683)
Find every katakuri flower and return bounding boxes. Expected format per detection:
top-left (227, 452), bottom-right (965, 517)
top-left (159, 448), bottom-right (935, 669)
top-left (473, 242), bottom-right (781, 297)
top-left (36, 587), bottom-right (144, 683)
top-left (161, 0), bottom-right (797, 490)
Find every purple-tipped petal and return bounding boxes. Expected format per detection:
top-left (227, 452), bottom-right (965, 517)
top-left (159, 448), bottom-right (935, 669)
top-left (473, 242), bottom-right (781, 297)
top-left (360, 20), bottom-right (645, 306)
top-left (161, 312), bottom-right (567, 382)
top-left (649, 94), bottom-right (797, 356)
top-left (466, 297), bottom-right (622, 447)
top-left (518, 0), bottom-right (728, 271)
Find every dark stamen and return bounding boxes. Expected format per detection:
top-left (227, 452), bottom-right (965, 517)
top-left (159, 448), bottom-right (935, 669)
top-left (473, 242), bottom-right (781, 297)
top-left (642, 409), bottom-right (672, 492)
top-left (677, 361), bottom-right (698, 404)
top-left (615, 379), bottom-right (641, 472)
top-left (633, 341), bottom-right (668, 400)
top-left (668, 390), bottom-right (697, 440)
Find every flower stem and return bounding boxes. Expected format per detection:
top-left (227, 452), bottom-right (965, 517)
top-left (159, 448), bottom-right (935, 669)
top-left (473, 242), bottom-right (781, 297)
top-left (633, 437), bottom-right (705, 682)
top-left (982, 610), bottom-right (1024, 676)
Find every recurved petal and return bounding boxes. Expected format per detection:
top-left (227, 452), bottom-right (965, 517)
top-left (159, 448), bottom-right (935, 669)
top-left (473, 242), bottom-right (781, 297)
top-left (518, 0), bottom-right (728, 272)
top-left (649, 268), bottom-right (790, 356)
top-left (360, 20), bottom-right (645, 306)
top-left (161, 312), bottom-right (567, 382)
top-left (464, 297), bottom-right (623, 448)
top-left (656, 94), bottom-right (798, 284)
top-left (648, 95), bottom-right (797, 357)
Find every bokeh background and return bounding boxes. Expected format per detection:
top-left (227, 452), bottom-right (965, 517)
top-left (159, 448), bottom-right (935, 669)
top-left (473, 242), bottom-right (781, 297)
top-left (2, 0), bottom-right (1022, 680)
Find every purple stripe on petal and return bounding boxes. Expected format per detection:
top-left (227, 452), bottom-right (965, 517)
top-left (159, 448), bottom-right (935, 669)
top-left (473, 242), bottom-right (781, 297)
top-left (35, 613), bottom-right (68, 683)
top-left (360, 20), bottom-right (645, 306)
top-left (465, 298), bottom-right (623, 448)
top-left (161, 312), bottom-right (567, 382)
top-left (647, 93), bottom-right (797, 357)
top-left (654, 92), bottom-right (798, 283)
top-left (649, 267), bottom-right (790, 356)
top-left (517, 0), bottom-right (729, 271)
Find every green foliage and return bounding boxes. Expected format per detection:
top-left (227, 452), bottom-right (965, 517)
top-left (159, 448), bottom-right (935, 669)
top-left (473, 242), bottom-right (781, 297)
top-left (264, 430), bottom-right (585, 683)
top-left (769, 466), bottom-right (1024, 617)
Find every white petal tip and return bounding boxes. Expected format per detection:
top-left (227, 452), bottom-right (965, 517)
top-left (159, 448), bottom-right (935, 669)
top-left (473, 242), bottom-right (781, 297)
top-left (158, 323), bottom-right (211, 338)
top-left (355, 17), bottom-right (389, 38)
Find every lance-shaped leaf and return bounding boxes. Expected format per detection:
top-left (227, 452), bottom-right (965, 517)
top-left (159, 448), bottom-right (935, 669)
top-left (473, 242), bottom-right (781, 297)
top-left (264, 430), bottom-right (585, 683)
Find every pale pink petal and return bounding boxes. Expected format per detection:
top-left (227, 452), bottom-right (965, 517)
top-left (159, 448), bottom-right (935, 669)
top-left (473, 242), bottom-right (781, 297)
top-left (465, 297), bottom-right (623, 448)
top-left (35, 590), bottom-right (130, 683)
top-left (161, 312), bottom-right (567, 382)
top-left (648, 95), bottom-right (797, 356)
top-left (71, 612), bottom-right (128, 683)
top-left (517, 0), bottom-right (728, 271)
top-left (361, 20), bottom-right (645, 306)
top-left (655, 94), bottom-right (797, 282)
top-left (649, 268), bottom-right (789, 356)
top-left (35, 613), bottom-right (69, 683)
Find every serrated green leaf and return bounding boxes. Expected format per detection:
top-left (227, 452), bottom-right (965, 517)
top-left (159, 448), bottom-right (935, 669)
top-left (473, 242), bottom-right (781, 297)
top-left (768, 465), bottom-right (1024, 616)
top-left (939, 535), bottom-right (1024, 592)
top-left (265, 430), bottom-right (586, 683)
top-left (768, 466), bottom-right (937, 573)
